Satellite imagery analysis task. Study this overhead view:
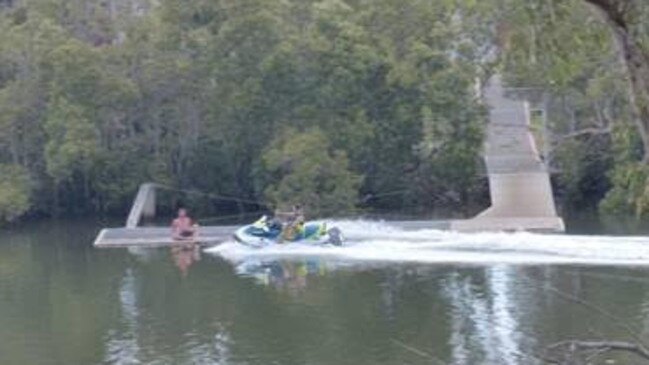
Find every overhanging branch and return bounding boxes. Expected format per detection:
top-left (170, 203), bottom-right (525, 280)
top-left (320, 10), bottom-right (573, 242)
top-left (560, 127), bottom-right (612, 140)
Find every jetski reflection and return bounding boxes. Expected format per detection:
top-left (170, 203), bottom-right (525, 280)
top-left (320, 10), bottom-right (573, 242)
top-left (235, 259), bottom-right (328, 293)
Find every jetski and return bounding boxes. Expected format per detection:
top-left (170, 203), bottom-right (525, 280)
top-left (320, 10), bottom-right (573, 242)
top-left (233, 216), bottom-right (344, 248)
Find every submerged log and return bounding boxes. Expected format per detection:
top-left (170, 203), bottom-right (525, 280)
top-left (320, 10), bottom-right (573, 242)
top-left (545, 339), bottom-right (649, 364)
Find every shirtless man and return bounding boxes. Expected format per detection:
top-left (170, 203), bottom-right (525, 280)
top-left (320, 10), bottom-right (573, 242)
top-left (171, 208), bottom-right (198, 241)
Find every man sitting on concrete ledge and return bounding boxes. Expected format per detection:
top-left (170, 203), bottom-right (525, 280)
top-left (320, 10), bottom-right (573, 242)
top-left (171, 208), bottom-right (198, 241)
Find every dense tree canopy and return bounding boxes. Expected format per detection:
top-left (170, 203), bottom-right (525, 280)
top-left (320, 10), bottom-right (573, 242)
top-left (0, 163), bottom-right (30, 221)
top-left (0, 0), bottom-right (492, 222)
top-left (498, 0), bottom-right (649, 216)
top-left (2, 0), bottom-right (649, 222)
top-left (260, 127), bottom-right (362, 217)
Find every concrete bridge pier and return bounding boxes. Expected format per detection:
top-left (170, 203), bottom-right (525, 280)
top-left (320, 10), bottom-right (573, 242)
top-left (451, 76), bottom-right (565, 233)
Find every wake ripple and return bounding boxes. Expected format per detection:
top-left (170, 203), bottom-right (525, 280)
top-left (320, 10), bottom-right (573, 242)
top-left (205, 220), bottom-right (649, 266)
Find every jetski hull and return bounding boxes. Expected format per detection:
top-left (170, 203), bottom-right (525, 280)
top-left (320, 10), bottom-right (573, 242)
top-left (233, 219), bottom-right (343, 248)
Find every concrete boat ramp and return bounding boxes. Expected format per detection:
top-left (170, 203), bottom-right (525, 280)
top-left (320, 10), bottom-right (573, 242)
top-left (93, 226), bottom-right (238, 247)
top-left (93, 75), bottom-right (564, 248)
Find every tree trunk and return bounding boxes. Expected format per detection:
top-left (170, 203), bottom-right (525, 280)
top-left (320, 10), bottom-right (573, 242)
top-left (585, 0), bottom-right (649, 161)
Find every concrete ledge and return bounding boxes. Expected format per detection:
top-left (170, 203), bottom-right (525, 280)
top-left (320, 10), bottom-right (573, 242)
top-left (450, 217), bottom-right (565, 233)
top-left (93, 226), bottom-right (238, 247)
top-left (479, 172), bottom-right (559, 219)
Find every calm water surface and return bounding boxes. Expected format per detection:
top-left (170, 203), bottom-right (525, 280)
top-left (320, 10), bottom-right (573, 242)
top-left (2, 219), bottom-right (649, 365)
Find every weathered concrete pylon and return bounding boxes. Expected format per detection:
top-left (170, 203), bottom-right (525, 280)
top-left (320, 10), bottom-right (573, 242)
top-left (451, 76), bottom-right (565, 232)
top-left (126, 183), bottom-right (157, 228)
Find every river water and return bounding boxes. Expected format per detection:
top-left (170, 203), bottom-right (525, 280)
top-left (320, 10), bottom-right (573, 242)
top-left (3, 219), bottom-right (649, 365)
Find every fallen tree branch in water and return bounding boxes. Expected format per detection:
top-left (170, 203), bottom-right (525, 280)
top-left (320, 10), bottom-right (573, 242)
top-left (520, 272), bottom-right (649, 350)
top-left (390, 339), bottom-right (447, 365)
top-left (545, 339), bottom-right (649, 364)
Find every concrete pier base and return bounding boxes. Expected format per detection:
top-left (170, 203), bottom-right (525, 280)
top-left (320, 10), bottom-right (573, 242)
top-left (452, 76), bottom-right (564, 233)
top-left (451, 217), bottom-right (564, 233)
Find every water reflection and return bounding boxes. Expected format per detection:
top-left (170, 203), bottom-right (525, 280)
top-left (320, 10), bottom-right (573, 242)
top-left (228, 256), bottom-right (541, 364)
top-left (8, 220), bottom-right (649, 365)
top-left (104, 251), bottom-right (233, 365)
top-left (441, 266), bottom-right (533, 365)
top-left (104, 268), bottom-right (140, 365)
top-left (488, 266), bottom-right (526, 365)
top-left (234, 259), bottom-right (328, 295)
top-left (171, 243), bottom-right (201, 276)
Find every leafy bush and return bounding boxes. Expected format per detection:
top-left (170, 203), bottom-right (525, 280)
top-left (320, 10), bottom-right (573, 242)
top-left (0, 164), bottom-right (31, 222)
top-left (260, 128), bottom-right (362, 217)
top-left (600, 123), bottom-right (649, 217)
top-left (600, 162), bottom-right (649, 217)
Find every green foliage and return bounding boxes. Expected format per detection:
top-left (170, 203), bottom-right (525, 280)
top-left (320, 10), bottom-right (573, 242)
top-left (0, 0), bottom-right (490, 220)
top-left (502, 0), bottom-right (615, 89)
top-left (8, 0), bottom-right (649, 220)
top-left (600, 162), bottom-right (649, 217)
top-left (600, 123), bottom-right (648, 216)
top-left (0, 163), bottom-right (30, 222)
top-left (554, 136), bottom-right (612, 210)
top-left (44, 96), bottom-right (98, 183)
top-left (497, 0), bottom-right (649, 215)
top-left (261, 128), bottom-right (362, 217)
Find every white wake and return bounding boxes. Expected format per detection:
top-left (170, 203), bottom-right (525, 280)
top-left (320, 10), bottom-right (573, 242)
top-left (205, 220), bottom-right (649, 266)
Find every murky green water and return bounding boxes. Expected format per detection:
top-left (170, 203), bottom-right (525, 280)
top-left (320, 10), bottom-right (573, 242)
top-left (2, 220), bottom-right (649, 364)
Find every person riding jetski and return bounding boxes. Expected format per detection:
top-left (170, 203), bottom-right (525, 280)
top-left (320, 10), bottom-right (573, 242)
top-left (234, 206), bottom-right (343, 247)
top-left (274, 204), bottom-right (305, 242)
